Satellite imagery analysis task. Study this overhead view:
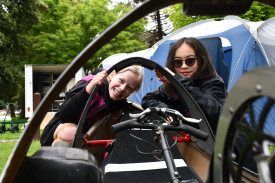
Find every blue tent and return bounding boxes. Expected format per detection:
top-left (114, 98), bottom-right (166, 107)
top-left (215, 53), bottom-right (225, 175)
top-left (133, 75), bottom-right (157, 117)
top-left (101, 16), bottom-right (275, 134)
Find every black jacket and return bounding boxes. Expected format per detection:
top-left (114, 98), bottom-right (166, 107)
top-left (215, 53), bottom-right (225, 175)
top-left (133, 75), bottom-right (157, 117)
top-left (141, 74), bottom-right (227, 134)
top-left (40, 75), bottom-right (127, 146)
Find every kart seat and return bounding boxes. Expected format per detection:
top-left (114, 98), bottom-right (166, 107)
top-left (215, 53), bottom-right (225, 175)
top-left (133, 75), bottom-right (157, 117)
top-left (14, 146), bottom-right (103, 183)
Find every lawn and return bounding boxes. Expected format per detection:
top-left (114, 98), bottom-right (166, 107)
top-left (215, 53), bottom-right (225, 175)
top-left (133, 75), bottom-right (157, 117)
top-left (0, 117), bottom-right (42, 175)
top-left (0, 140), bottom-right (41, 174)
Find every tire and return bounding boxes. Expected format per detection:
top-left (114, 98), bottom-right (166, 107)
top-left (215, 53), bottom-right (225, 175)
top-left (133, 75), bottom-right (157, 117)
top-left (0, 125), bottom-right (6, 133)
top-left (11, 125), bottom-right (19, 133)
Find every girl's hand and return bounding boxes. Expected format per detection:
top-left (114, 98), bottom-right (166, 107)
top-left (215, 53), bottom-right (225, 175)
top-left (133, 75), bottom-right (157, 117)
top-left (155, 68), bottom-right (174, 83)
top-left (155, 69), bottom-right (168, 82)
top-left (165, 116), bottom-right (182, 124)
top-left (86, 70), bottom-right (108, 94)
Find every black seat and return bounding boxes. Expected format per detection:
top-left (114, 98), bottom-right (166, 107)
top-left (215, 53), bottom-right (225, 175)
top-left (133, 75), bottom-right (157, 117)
top-left (14, 146), bottom-right (103, 183)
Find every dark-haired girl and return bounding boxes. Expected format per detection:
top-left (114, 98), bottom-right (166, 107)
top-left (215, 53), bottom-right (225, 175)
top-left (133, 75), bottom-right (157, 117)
top-left (142, 37), bottom-right (227, 134)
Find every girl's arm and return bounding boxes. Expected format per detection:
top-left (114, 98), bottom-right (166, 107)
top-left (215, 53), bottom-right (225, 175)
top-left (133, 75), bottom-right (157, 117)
top-left (58, 80), bottom-right (90, 124)
top-left (58, 70), bottom-right (108, 124)
top-left (141, 85), bottom-right (174, 109)
top-left (175, 74), bottom-right (227, 131)
top-left (86, 70), bottom-right (107, 94)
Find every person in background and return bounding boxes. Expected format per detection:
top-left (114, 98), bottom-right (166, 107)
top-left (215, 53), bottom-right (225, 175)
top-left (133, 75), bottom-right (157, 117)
top-left (141, 37), bottom-right (227, 134)
top-left (41, 65), bottom-right (143, 146)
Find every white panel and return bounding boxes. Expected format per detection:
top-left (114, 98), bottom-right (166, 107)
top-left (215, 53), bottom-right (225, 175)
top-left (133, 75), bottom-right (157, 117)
top-left (104, 159), bottom-right (187, 173)
top-left (75, 67), bottom-right (86, 83)
top-left (25, 65), bottom-right (33, 118)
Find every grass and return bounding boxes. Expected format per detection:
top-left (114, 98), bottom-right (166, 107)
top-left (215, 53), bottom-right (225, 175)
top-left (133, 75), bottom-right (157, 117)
top-left (0, 140), bottom-right (41, 174)
top-left (0, 124), bottom-right (26, 140)
top-left (0, 116), bottom-right (42, 175)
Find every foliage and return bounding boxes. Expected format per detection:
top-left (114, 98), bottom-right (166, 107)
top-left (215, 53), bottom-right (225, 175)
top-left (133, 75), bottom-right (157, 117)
top-left (24, 0), bottom-right (83, 64)
top-left (0, 0), bottom-right (46, 109)
top-left (1, 0), bottom-right (147, 116)
top-left (0, 62), bottom-right (22, 108)
top-left (0, 0), bottom-right (46, 60)
top-left (166, 2), bottom-right (275, 32)
top-left (85, 2), bottom-right (148, 71)
top-left (0, 101), bottom-right (5, 109)
top-left (165, 4), bottom-right (210, 31)
top-left (24, 0), bottom-right (147, 73)
top-left (240, 1), bottom-right (275, 21)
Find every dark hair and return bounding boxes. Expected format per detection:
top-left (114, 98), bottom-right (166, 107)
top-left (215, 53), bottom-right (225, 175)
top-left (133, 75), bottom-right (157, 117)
top-left (166, 37), bottom-right (216, 81)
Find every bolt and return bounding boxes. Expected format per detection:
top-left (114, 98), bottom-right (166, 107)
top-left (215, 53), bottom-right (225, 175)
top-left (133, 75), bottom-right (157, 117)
top-left (229, 107), bottom-right (234, 114)
top-left (231, 153), bottom-right (237, 160)
top-left (218, 153), bottom-right (223, 160)
top-left (256, 84), bottom-right (262, 93)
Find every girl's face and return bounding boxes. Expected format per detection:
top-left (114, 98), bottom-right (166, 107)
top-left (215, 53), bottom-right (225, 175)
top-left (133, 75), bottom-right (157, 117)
top-left (173, 43), bottom-right (199, 78)
top-left (109, 71), bottom-right (139, 100)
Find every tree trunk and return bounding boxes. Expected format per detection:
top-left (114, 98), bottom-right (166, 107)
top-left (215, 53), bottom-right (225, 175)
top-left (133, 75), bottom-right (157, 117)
top-left (9, 103), bottom-right (16, 118)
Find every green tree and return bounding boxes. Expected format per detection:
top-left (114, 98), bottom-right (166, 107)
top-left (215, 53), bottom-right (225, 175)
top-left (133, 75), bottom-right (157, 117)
top-left (0, 62), bottom-right (20, 109)
top-left (83, 1), bottom-right (148, 71)
top-left (25, 0), bottom-right (83, 64)
top-left (240, 1), bottom-right (275, 21)
top-left (25, 0), bottom-right (147, 73)
top-left (167, 2), bottom-right (275, 32)
top-left (0, 0), bottom-right (46, 112)
top-left (165, 4), bottom-right (210, 31)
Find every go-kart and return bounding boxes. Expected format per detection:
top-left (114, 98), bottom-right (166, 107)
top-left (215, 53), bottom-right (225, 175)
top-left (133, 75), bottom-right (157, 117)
top-left (1, 0), bottom-right (274, 182)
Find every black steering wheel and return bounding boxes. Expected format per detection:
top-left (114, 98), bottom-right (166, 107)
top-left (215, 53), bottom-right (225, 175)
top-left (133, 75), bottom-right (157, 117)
top-left (72, 57), bottom-right (215, 158)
